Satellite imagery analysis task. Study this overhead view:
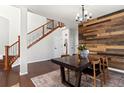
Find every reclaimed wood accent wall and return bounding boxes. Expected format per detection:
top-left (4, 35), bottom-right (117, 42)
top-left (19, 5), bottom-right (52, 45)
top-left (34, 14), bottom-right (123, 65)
top-left (79, 9), bottom-right (124, 70)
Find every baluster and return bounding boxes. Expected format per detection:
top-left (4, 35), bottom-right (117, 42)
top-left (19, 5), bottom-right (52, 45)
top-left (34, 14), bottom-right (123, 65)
top-left (44, 25), bottom-right (46, 34)
top-left (29, 34), bottom-right (32, 45)
top-left (58, 22), bottom-right (60, 27)
top-left (9, 46), bottom-right (11, 56)
top-left (43, 26), bottom-right (44, 36)
top-left (34, 32), bottom-right (37, 41)
top-left (16, 44), bottom-right (17, 56)
top-left (52, 20), bottom-right (54, 29)
top-left (37, 28), bottom-right (41, 37)
top-left (32, 34), bottom-right (35, 42)
top-left (12, 45), bottom-right (14, 56)
top-left (30, 35), bottom-right (33, 44)
top-left (15, 44), bottom-right (16, 56)
top-left (60, 22), bottom-right (62, 27)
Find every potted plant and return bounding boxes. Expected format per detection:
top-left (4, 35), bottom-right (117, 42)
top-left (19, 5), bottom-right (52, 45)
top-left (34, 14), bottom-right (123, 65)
top-left (78, 44), bottom-right (89, 58)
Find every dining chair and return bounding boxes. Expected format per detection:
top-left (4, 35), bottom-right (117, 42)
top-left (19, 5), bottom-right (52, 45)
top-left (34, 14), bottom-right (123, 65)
top-left (82, 56), bottom-right (104, 87)
top-left (100, 56), bottom-right (109, 84)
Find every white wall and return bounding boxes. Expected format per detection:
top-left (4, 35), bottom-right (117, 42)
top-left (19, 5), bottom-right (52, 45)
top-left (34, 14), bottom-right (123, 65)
top-left (62, 28), bottom-right (70, 55)
top-left (27, 12), bottom-right (47, 33)
top-left (26, 26), bottom-right (77, 63)
top-left (69, 28), bottom-right (79, 54)
top-left (0, 16), bottom-right (9, 56)
top-left (27, 28), bottom-right (64, 63)
top-left (74, 29), bottom-right (79, 54)
top-left (0, 6), bottom-right (47, 44)
top-left (26, 12), bottom-right (73, 63)
top-left (0, 6), bottom-right (20, 45)
top-left (20, 7), bottom-right (28, 75)
top-left (69, 29), bottom-right (75, 55)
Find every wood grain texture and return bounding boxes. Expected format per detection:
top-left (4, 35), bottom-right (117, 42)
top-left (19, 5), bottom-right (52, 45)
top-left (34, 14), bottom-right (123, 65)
top-left (79, 9), bottom-right (124, 70)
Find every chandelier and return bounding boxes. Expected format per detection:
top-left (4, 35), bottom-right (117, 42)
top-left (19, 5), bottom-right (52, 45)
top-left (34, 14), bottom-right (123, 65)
top-left (76, 5), bottom-right (92, 23)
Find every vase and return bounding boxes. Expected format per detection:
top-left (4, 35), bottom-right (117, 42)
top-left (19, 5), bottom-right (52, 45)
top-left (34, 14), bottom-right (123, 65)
top-left (80, 50), bottom-right (89, 58)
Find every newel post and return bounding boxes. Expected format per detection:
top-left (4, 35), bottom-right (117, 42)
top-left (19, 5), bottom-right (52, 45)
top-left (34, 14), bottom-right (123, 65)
top-left (4, 46), bottom-right (9, 70)
top-left (18, 36), bottom-right (20, 57)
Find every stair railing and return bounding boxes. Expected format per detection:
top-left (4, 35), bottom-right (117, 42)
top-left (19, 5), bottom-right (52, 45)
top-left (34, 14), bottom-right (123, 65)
top-left (4, 36), bottom-right (20, 70)
top-left (27, 20), bottom-right (64, 48)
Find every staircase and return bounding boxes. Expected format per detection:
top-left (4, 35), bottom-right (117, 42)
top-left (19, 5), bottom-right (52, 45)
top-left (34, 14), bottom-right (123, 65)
top-left (27, 19), bottom-right (64, 48)
top-left (0, 36), bottom-right (20, 70)
top-left (0, 19), bottom-right (64, 70)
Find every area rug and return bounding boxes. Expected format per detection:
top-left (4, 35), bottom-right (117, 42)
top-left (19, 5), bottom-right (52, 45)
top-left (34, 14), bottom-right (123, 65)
top-left (31, 70), bottom-right (65, 87)
top-left (11, 83), bottom-right (19, 87)
top-left (31, 70), bottom-right (124, 87)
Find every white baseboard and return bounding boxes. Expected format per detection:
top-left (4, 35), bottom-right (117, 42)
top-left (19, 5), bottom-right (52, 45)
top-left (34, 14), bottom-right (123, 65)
top-left (108, 67), bottom-right (124, 73)
top-left (20, 71), bottom-right (28, 76)
top-left (12, 63), bottom-right (20, 68)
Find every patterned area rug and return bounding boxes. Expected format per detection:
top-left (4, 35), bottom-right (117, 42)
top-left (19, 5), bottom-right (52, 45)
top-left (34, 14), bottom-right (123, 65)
top-left (31, 70), bottom-right (124, 87)
top-left (11, 83), bottom-right (19, 87)
top-left (31, 70), bottom-right (65, 87)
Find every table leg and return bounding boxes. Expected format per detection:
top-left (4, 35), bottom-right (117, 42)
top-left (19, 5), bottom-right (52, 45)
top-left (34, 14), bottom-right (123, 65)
top-left (75, 71), bottom-right (81, 87)
top-left (60, 66), bottom-right (65, 83)
top-left (60, 66), bottom-right (74, 87)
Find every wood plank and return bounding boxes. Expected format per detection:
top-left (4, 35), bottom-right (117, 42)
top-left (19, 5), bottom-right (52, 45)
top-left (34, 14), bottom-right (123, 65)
top-left (97, 38), bottom-right (124, 45)
top-left (85, 34), bottom-right (124, 40)
top-left (79, 10), bottom-right (124, 70)
top-left (97, 30), bottom-right (124, 37)
top-left (83, 12), bottom-right (124, 26)
top-left (109, 60), bottom-right (124, 70)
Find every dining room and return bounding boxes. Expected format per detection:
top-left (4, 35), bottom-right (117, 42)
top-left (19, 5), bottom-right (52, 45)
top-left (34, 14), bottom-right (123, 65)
top-left (19, 5), bottom-right (124, 87)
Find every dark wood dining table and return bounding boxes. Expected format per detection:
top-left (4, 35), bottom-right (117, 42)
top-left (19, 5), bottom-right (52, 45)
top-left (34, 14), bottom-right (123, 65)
top-left (51, 55), bottom-right (90, 87)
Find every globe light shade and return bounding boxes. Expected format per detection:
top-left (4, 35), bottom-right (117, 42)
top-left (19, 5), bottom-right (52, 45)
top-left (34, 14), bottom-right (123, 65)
top-left (79, 17), bottom-right (83, 21)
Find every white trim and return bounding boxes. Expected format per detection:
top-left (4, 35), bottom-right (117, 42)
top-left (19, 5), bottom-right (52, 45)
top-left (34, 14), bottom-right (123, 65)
top-left (108, 67), bottom-right (124, 73)
top-left (12, 63), bottom-right (20, 68)
top-left (20, 71), bottom-right (28, 76)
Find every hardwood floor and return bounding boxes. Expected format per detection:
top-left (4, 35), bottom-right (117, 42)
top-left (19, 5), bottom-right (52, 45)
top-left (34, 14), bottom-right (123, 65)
top-left (0, 60), bottom-right (59, 87)
top-left (20, 60), bottom-right (59, 87)
top-left (0, 66), bottom-right (19, 87)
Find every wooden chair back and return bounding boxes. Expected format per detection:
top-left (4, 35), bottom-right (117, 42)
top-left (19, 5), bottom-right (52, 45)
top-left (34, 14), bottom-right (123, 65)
top-left (88, 55), bottom-right (103, 86)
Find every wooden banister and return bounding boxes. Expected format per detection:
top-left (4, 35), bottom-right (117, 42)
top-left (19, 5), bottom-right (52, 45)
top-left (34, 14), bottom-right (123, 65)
top-left (9, 41), bottom-right (18, 48)
top-left (27, 20), bottom-right (52, 35)
top-left (4, 36), bottom-right (20, 70)
top-left (27, 26), bottom-right (60, 48)
top-left (27, 19), bottom-right (65, 48)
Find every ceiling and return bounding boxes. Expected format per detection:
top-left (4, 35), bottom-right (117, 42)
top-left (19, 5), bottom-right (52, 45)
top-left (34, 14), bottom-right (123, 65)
top-left (17, 5), bottom-right (124, 30)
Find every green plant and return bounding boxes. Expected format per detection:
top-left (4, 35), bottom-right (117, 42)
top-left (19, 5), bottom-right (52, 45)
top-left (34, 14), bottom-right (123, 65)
top-left (78, 44), bottom-right (87, 51)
